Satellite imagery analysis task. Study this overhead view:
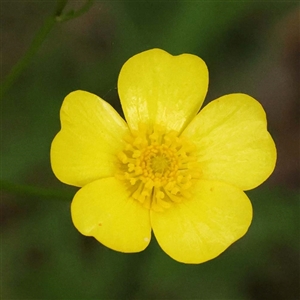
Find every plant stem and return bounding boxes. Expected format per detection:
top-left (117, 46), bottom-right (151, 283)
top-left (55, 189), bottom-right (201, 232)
top-left (1, 16), bottom-right (56, 97)
top-left (0, 0), bottom-right (94, 98)
top-left (57, 0), bottom-right (94, 23)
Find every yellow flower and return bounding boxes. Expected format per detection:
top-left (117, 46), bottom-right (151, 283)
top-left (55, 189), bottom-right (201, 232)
top-left (50, 48), bottom-right (276, 264)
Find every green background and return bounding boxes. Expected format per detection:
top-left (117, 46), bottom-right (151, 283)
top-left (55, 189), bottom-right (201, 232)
top-left (1, 1), bottom-right (299, 299)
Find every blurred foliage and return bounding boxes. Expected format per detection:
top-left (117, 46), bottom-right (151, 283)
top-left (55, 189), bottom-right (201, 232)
top-left (1, 1), bottom-right (299, 299)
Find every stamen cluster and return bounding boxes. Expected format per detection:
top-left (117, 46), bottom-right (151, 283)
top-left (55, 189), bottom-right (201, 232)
top-left (117, 126), bottom-right (200, 211)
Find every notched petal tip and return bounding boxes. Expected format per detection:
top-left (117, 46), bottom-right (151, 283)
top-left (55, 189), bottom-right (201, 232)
top-left (118, 48), bottom-right (209, 133)
top-left (50, 90), bottom-right (129, 187)
top-left (182, 93), bottom-right (277, 191)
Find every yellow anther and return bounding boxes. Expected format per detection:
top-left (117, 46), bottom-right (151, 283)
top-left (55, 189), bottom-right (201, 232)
top-left (130, 178), bottom-right (137, 185)
top-left (132, 150), bottom-right (141, 158)
top-left (118, 152), bottom-right (128, 163)
top-left (171, 187), bottom-right (180, 195)
top-left (128, 163), bottom-right (135, 172)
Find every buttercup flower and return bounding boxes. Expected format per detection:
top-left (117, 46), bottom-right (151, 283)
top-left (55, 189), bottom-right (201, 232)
top-left (50, 48), bottom-right (276, 264)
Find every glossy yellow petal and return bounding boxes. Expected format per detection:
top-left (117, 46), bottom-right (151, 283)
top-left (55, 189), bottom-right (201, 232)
top-left (182, 94), bottom-right (276, 190)
top-left (151, 180), bottom-right (252, 264)
top-left (118, 48), bottom-right (208, 133)
top-left (71, 177), bottom-right (151, 253)
top-left (50, 90), bottom-right (129, 187)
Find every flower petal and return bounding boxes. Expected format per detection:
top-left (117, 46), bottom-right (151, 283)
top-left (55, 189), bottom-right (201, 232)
top-left (50, 90), bottom-right (129, 187)
top-left (71, 177), bottom-right (151, 253)
top-left (182, 94), bottom-right (277, 190)
top-left (151, 180), bottom-right (252, 264)
top-left (118, 48), bottom-right (208, 133)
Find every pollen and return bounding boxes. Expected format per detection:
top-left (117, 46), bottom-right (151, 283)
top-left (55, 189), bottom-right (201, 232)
top-left (116, 125), bottom-right (200, 212)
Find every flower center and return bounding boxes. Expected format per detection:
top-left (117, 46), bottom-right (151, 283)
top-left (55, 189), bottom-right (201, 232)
top-left (141, 144), bottom-right (178, 181)
top-left (116, 125), bottom-right (200, 212)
